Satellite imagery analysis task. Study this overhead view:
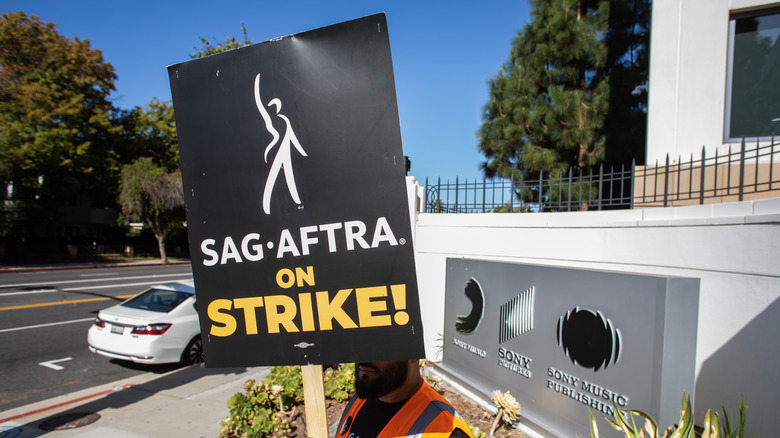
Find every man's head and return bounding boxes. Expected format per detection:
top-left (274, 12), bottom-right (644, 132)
top-left (354, 360), bottom-right (421, 402)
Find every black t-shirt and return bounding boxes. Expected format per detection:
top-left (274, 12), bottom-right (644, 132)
top-left (344, 398), bottom-right (470, 438)
top-left (346, 398), bottom-right (407, 438)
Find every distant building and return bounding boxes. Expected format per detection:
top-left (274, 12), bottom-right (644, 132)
top-left (646, 0), bottom-right (780, 164)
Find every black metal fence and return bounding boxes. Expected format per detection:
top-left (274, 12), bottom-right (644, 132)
top-left (424, 138), bottom-right (780, 213)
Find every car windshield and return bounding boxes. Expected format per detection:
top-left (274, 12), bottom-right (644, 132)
top-left (122, 288), bottom-right (192, 313)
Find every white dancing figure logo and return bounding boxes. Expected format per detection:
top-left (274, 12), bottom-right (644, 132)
top-left (254, 73), bottom-right (308, 214)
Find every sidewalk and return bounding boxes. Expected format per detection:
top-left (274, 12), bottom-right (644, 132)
top-left (0, 365), bottom-right (269, 438)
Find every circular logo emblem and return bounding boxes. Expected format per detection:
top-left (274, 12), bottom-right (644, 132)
top-left (557, 307), bottom-right (621, 371)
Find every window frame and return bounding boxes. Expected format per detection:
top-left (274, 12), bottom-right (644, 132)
top-left (724, 6), bottom-right (780, 143)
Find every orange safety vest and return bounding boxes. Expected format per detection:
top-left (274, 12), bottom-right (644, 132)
top-left (335, 380), bottom-right (474, 438)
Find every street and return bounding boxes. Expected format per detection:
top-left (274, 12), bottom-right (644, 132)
top-left (0, 264), bottom-right (193, 412)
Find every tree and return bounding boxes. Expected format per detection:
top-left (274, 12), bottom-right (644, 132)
top-left (116, 98), bottom-right (180, 172)
top-left (118, 158), bottom-right (184, 263)
top-left (478, 0), bottom-right (610, 181)
top-left (190, 24), bottom-right (253, 59)
top-left (0, 11), bottom-right (120, 232)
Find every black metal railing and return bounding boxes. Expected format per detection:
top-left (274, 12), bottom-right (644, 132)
top-left (424, 138), bottom-right (780, 213)
top-left (634, 138), bottom-right (779, 208)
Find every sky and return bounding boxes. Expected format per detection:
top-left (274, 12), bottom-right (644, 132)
top-left (3, 1), bottom-right (531, 183)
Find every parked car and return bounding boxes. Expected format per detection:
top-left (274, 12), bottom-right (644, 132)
top-left (88, 280), bottom-right (202, 365)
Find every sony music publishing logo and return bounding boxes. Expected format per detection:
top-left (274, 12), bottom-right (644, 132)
top-left (557, 307), bottom-right (621, 371)
top-left (455, 278), bottom-right (485, 335)
top-left (499, 286), bottom-right (535, 343)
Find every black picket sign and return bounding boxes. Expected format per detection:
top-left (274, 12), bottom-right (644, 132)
top-left (168, 13), bottom-right (424, 367)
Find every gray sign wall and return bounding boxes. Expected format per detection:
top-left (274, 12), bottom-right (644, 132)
top-left (441, 259), bottom-right (699, 437)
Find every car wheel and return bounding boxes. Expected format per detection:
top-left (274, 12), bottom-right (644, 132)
top-left (182, 335), bottom-right (204, 365)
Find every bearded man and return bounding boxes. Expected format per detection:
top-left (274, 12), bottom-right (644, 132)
top-left (335, 360), bottom-right (473, 438)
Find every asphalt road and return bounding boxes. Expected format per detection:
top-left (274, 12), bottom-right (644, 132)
top-left (0, 263), bottom-right (194, 412)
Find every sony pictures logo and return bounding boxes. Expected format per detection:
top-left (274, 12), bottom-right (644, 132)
top-left (557, 307), bottom-right (622, 371)
top-left (499, 286), bottom-right (535, 343)
top-left (455, 278), bottom-right (485, 335)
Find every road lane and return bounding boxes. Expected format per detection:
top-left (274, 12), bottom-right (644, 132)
top-left (0, 271), bottom-right (192, 322)
top-left (0, 264), bottom-right (194, 411)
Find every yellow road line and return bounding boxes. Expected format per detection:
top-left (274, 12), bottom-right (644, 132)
top-left (0, 294), bottom-right (134, 311)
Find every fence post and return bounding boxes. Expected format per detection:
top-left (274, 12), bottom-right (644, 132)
top-left (588, 168), bottom-right (594, 207)
top-left (424, 177), bottom-right (429, 212)
top-left (714, 150), bottom-right (720, 198)
top-left (598, 164), bottom-right (604, 210)
top-left (518, 175), bottom-right (523, 208)
top-left (630, 159), bottom-right (636, 210)
top-left (538, 171), bottom-right (543, 212)
top-left (454, 176), bottom-right (459, 213)
top-left (676, 155), bottom-right (682, 201)
top-left (567, 168), bottom-right (573, 212)
top-left (727, 145), bottom-right (733, 196)
top-left (619, 164), bottom-right (625, 206)
top-left (700, 147), bottom-right (706, 205)
top-left (771, 136), bottom-right (775, 190)
top-left (664, 154), bottom-right (670, 208)
top-left (754, 138), bottom-right (760, 189)
top-left (687, 154), bottom-right (693, 199)
top-left (739, 138), bottom-right (746, 201)
top-left (482, 177), bottom-right (486, 213)
top-left (437, 177), bottom-right (441, 212)
top-left (510, 176), bottom-right (515, 212)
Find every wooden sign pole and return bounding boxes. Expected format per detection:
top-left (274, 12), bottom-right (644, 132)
top-left (302, 364), bottom-right (329, 438)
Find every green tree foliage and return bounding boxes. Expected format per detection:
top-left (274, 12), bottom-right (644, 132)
top-left (117, 98), bottom-right (180, 172)
top-left (479, 0), bottom-right (610, 182)
top-left (118, 158), bottom-right (184, 262)
top-left (190, 23), bottom-right (253, 59)
top-left (0, 12), bottom-right (120, 222)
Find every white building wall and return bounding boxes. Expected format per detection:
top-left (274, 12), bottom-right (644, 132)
top-left (409, 181), bottom-right (780, 436)
top-left (646, 0), bottom-right (779, 164)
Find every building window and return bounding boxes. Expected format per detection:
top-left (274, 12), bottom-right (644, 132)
top-left (725, 7), bottom-right (780, 141)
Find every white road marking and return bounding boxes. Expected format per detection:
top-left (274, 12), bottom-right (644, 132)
top-left (0, 317), bottom-right (94, 334)
top-left (0, 272), bottom-right (191, 290)
top-left (38, 357), bottom-right (73, 370)
top-left (0, 278), bottom-right (192, 296)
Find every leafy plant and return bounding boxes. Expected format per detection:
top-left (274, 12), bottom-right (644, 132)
top-left (720, 398), bottom-right (748, 438)
top-left (266, 365), bottom-right (304, 410)
top-left (219, 378), bottom-right (292, 438)
top-left (588, 393), bottom-right (750, 438)
top-left (489, 390), bottom-right (521, 437)
top-left (220, 364), bottom-right (354, 438)
top-left (470, 424), bottom-right (489, 438)
top-left (323, 363), bottom-right (355, 402)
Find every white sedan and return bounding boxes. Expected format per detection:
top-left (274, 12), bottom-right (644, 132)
top-left (88, 280), bottom-right (203, 365)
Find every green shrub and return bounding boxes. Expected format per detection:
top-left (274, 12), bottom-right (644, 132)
top-left (219, 378), bottom-right (292, 438)
top-left (266, 365), bottom-right (304, 410)
top-left (219, 364), bottom-right (354, 438)
top-left (323, 363), bottom-right (355, 402)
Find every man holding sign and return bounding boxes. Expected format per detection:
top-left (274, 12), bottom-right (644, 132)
top-left (168, 12), bottom-right (468, 437)
top-left (336, 360), bottom-right (473, 438)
